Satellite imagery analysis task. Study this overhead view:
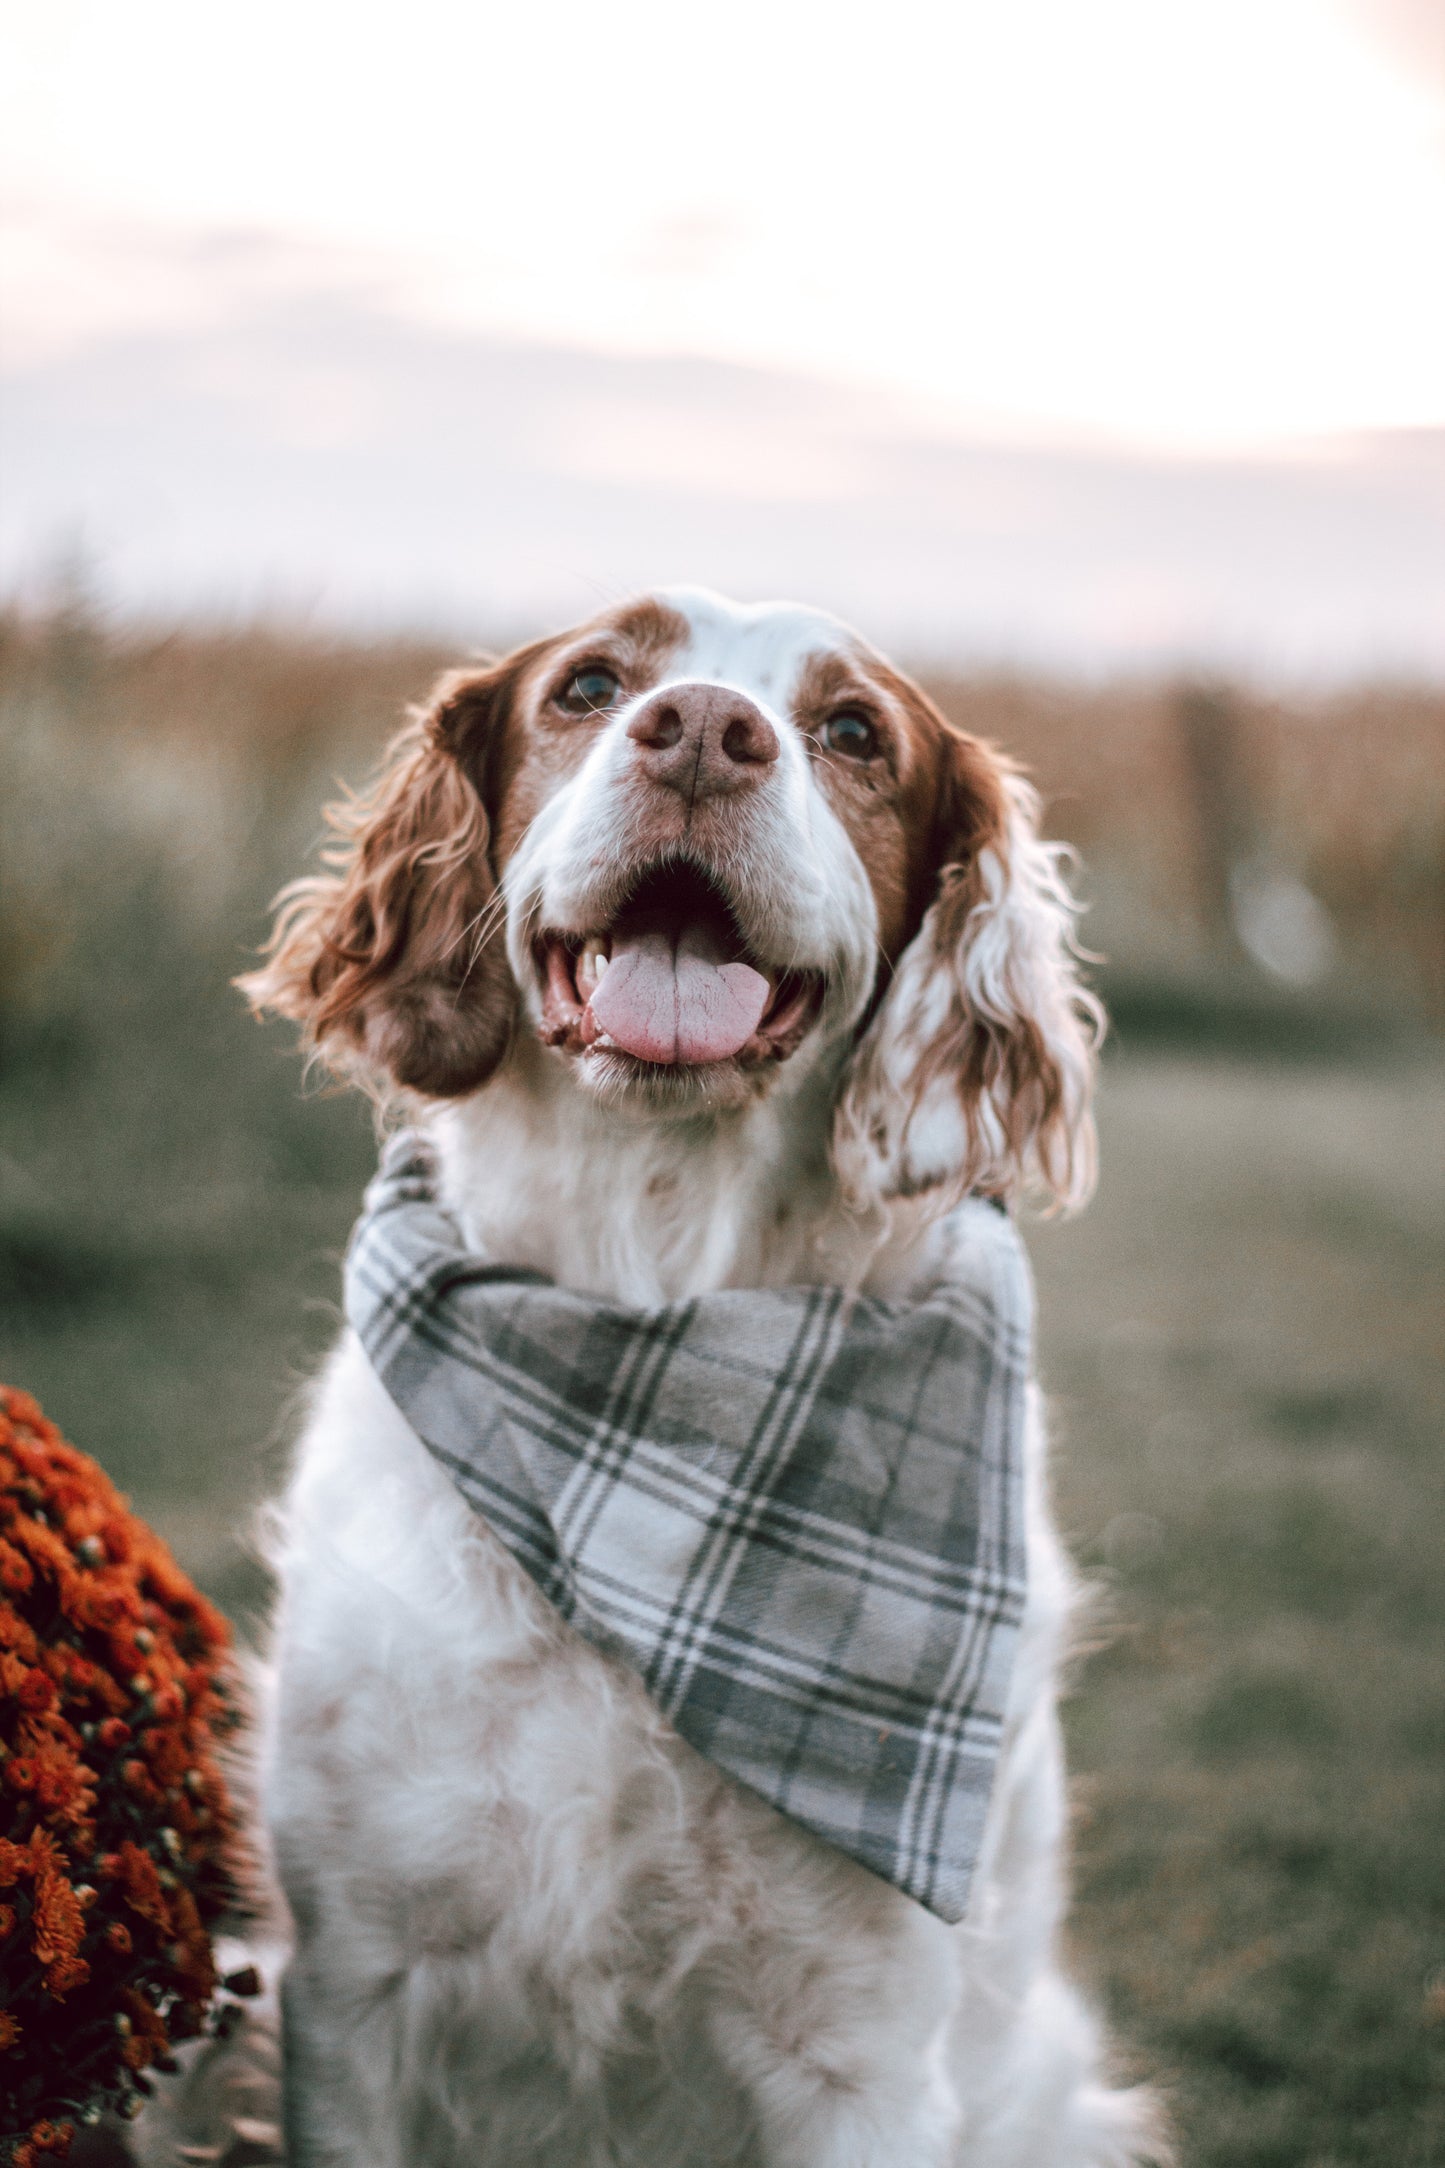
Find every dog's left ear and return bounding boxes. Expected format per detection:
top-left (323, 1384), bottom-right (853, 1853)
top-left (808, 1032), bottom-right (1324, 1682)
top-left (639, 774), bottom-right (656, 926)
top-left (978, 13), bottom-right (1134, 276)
top-left (835, 729), bottom-right (1103, 1212)
top-left (237, 657), bottom-right (527, 1098)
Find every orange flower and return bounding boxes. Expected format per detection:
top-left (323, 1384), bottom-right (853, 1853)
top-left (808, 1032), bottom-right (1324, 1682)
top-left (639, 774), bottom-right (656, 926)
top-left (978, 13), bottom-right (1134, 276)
top-left (14, 1518), bottom-right (77, 1583)
top-left (32, 1865), bottom-right (85, 1967)
top-left (16, 1668), bottom-right (55, 1714)
top-left (13, 2123), bottom-right (74, 2165)
top-left (0, 1539), bottom-right (33, 1594)
top-left (0, 1602), bottom-right (39, 1659)
top-left (143, 1725), bottom-right (188, 1786)
top-left (120, 1757), bottom-right (161, 1806)
top-left (165, 1883), bottom-right (217, 1998)
top-left (0, 1383), bottom-right (241, 2135)
top-left (149, 1680), bottom-right (186, 1724)
top-left (28, 1738), bottom-right (96, 1825)
top-left (24, 1826), bottom-right (66, 1878)
top-left (60, 1575), bottom-right (128, 1632)
top-left (109, 1839), bottom-right (174, 1932)
top-left (42, 1951), bottom-right (90, 1999)
top-left (99, 1516), bottom-right (133, 1563)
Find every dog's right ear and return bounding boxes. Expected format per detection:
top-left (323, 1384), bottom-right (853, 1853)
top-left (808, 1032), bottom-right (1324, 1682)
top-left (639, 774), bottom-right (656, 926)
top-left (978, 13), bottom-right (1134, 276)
top-left (834, 731), bottom-right (1102, 1215)
top-left (238, 658), bottom-right (525, 1097)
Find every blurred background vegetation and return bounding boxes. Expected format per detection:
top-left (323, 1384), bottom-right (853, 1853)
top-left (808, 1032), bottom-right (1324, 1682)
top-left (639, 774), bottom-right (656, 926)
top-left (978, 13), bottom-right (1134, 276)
top-left (1, 596), bottom-right (1442, 2166)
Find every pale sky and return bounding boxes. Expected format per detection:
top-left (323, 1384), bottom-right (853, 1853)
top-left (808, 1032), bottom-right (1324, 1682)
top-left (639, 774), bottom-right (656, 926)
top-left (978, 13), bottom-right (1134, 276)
top-left (3, 0), bottom-right (1443, 451)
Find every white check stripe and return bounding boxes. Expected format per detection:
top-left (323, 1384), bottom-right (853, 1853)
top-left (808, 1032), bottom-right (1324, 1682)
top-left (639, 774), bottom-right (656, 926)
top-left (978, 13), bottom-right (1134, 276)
top-left (345, 1134), bottom-right (1030, 1924)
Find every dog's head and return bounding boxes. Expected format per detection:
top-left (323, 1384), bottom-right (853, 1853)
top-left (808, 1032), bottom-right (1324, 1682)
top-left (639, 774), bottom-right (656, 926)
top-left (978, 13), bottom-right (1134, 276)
top-left (241, 589), bottom-right (1100, 1208)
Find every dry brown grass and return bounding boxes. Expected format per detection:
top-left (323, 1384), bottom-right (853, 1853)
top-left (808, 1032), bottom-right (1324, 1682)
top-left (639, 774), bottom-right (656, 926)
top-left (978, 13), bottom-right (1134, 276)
top-left (926, 668), bottom-right (1445, 1017)
top-left (2, 609), bottom-right (1443, 2166)
top-left (4, 604), bottom-right (1439, 1035)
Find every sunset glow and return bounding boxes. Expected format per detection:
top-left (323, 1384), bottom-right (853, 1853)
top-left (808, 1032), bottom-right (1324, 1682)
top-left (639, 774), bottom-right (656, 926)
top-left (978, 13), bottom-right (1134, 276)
top-left (3, 0), bottom-right (1442, 450)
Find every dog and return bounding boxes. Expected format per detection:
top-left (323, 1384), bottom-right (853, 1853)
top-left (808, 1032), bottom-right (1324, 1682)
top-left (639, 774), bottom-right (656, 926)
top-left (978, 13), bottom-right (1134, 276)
top-left (229, 588), bottom-right (1166, 2167)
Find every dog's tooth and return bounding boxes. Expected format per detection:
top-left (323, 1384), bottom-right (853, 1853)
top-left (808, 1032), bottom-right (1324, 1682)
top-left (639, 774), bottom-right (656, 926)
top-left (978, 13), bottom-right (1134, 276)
top-left (576, 939), bottom-right (609, 1003)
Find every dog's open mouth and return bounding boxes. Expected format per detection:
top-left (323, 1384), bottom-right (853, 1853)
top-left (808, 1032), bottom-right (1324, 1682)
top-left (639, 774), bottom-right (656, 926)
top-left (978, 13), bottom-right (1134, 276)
top-left (537, 861), bottom-right (824, 1071)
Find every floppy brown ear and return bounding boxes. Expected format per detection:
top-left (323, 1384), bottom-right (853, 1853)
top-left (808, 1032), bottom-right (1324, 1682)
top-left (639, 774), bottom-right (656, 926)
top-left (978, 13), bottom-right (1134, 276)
top-left (835, 728), bottom-right (1103, 1212)
top-left (238, 661), bottom-right (521, 1096)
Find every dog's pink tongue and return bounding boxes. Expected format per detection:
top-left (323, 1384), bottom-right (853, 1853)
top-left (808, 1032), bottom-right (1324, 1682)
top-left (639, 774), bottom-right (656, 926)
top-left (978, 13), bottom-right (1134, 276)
top-left (590, 924), bottom-right (770, 1065)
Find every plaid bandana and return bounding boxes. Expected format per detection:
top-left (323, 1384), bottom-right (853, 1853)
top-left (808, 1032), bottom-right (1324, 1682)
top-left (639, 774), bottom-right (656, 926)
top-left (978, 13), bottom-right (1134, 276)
top-left (344, 1132), bottom-right (1032, 1922)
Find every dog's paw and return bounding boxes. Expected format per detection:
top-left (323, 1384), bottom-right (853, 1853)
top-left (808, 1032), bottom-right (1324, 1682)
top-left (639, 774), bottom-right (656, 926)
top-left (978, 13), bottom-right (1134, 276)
top-left (125, 1942), bottom-right (285, 2168)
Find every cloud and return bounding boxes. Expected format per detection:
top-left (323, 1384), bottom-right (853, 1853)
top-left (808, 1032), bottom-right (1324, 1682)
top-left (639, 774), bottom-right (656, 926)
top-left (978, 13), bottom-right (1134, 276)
top-left (2, 229), bottom-right (1441, 678)
top-left (4, 0), bottom-right (1444, 448)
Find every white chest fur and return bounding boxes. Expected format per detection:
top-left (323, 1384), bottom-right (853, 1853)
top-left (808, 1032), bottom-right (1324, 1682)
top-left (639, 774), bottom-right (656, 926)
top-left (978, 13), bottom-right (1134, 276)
top-left (262, 1085), bottom-right (1156, 2168)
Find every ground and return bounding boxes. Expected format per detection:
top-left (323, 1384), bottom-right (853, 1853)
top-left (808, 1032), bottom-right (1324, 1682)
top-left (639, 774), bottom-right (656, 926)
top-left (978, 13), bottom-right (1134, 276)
top-left (3, 1043), bottom-right (1443, 2165)
top-left (1034, 1051), bottom-right (1445, 2166)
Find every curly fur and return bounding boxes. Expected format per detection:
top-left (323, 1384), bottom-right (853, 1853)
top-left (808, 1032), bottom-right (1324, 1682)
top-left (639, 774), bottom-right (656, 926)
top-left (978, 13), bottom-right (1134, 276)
top-left (237, 667), bottom-right (522, 1097)
top-left (166, 588), bottom-right (1170, 2168)
top-left (836, 772), bottom-right (1105, 1214)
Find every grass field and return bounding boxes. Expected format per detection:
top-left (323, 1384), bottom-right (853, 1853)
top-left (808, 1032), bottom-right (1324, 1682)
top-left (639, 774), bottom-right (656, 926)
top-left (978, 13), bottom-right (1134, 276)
top-left (1034, 1051), bottom-right (1445, 2166)
top-left (2, 612), bottom-right (1442, 2163)
top-left (5, 1040), bottom-right (1442, 2166)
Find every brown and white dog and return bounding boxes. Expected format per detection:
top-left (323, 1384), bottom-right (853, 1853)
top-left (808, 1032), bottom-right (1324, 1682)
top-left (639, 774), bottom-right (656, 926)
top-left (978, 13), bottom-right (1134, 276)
top-left (231, 589), bottom-right (1165, 2167)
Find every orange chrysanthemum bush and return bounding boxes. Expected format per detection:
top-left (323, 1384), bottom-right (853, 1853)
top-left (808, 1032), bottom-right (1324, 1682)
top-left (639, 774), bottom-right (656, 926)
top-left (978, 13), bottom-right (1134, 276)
top-left (0, 1385), bottom-right (247, 2165)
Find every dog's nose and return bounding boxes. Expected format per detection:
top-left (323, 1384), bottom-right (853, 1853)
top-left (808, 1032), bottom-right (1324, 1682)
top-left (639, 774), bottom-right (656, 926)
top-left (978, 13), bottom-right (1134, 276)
top-left (626, 682), bottom-right (779, 801)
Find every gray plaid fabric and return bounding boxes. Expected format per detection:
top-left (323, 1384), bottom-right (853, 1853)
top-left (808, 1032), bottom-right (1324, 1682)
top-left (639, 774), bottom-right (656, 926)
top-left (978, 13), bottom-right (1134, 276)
top-left (343, 1132), bottom-right (1032, 1922)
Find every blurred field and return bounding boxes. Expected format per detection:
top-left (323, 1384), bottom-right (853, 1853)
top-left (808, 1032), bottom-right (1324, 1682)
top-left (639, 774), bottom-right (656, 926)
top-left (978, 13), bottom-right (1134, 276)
top-left (1034, 1057), bottom-right (1444, 2165)
top-left (2, 607), bottom-right (1443, 2165)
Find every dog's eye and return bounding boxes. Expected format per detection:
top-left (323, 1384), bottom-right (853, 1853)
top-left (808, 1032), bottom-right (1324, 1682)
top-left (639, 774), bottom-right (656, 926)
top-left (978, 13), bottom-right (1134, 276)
top-left (558, 666), bottom-right (622, 715)
top-left (823, 710), bottom-right (877, 760)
